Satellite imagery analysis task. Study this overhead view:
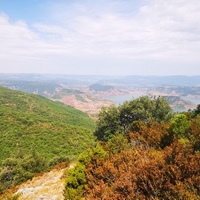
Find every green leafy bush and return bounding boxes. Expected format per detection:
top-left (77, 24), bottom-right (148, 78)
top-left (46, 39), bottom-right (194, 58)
top-left (0, 150), bottom-right (47, 192)
top-left (64, 144), bottom-right (106, 200)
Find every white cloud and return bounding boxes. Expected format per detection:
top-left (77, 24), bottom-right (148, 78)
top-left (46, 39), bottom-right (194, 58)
top-left (0, 0), bottom-right (200, 75)
top-left (38, 0), bottom-right (200, 59)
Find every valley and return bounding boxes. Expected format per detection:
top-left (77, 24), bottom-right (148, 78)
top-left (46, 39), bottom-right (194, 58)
top-left (0, 74), bottom-right (200, 117)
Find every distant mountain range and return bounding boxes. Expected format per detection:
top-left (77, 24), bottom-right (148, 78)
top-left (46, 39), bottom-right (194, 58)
top-left (0, 73), bottom-right (200, 114)
top-left (103, 75), bottom-right (200, 87)
top-left (0, 73), bottom-right (200, 86)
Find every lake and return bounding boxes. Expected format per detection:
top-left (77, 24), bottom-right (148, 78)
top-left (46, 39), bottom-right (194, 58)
top-left (104, 94), bottom-right (200, 107)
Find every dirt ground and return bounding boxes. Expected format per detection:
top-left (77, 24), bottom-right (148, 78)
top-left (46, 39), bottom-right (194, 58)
top-left (14, 163), bottom-right (75, 200)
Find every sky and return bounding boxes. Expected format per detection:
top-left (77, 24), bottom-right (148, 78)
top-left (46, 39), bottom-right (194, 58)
top-left (0, 0), bottom-right (200, 76)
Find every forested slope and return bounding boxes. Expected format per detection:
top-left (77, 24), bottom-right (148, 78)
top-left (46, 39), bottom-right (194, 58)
top-left (0, 86), bottom-right (95, 192)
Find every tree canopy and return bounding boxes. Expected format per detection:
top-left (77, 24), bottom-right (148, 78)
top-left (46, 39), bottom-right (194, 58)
top-left (94, 95), bottom-right (173, 141)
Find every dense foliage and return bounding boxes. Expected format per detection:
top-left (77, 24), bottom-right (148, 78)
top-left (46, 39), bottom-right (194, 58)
top-left (0, 149), bottom-right (47, 193)
top-left (65, 144), bottom-right (106, 200)
top-left (94, 95), bottom-right (173, 141)
top-left (84, 141), bottom-right (200, 199)
top-left (0, 86), bottom-right (95, 192)
top-left (64, 97), bottom-right (200, 200)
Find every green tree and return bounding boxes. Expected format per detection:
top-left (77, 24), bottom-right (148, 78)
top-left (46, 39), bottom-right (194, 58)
top-left (119, 96), bottom-right (172, 132)
top-left (169, 114), bottom-right (191, 137)
top-left (193, 104), bottom-right (200, 117)
top-left (94, 96), bottom-right (173, 141)
top-left (94, 104), bottom-right (122, 141)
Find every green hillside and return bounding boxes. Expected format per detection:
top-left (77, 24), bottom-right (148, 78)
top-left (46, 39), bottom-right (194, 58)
top-left (0, 86), bottom-right (95, 164)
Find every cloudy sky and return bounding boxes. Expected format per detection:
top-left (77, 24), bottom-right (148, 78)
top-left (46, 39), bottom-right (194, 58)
top-left (0, 0), bottom-right (200, 75)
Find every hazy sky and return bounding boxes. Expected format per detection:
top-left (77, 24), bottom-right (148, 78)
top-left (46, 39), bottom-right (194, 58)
top-left (0, 0), bottom-right (200, 75)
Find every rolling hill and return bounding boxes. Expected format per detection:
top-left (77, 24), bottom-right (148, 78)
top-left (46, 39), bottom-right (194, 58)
top-left (0, 85), bottom-right (95, 166)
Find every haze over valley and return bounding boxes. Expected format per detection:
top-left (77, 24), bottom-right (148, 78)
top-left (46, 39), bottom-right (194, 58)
top-left (1, 73), bottom-right (200, 116)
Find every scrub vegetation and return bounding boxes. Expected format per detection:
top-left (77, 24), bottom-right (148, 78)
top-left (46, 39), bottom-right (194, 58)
top-left (64, 96), bottom-right (200, 200)
top-left (0, 86), bottom-right (95, 193)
